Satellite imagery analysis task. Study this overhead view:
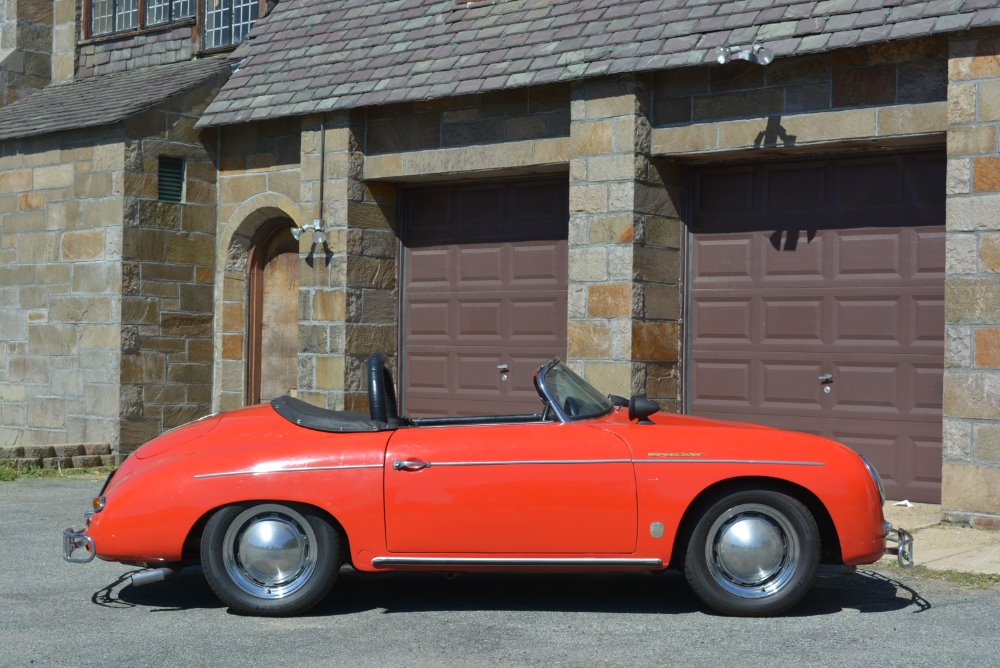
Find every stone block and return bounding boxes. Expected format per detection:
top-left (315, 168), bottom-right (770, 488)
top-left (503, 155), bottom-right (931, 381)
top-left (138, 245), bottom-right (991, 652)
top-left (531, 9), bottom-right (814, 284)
top-left (571, 120), bottom-right (613, 155)
top-left (588, 154), bottom-right (636, 182)
top-left (949, 36), bottom-right (1000, 81)
top-left (22, 445), bottom-right (56, 458)
top-left (568, 247), bottom-right (608, 281)
top-left (947, 193), bottom-right (1000, 231)
top-left (0, 447), bottom-right (24, 459)
top-left (694, 88), bottom-right (784, 122)
top-left (568, 321), bottom-right (612, 359)
top-left (981, 80), bottom-right (1000, 122)
top-left (71, 455), bottom-right (103, 468)
top-left (50, 296), bottom-right (112, 324)
top-left (100, 454), bottom-right (118, 467)
top-left (61, 229), bottom-right (105, 261)
top-left (944, 370), bottom-right (1000, 419)
top-left (947, 158), bottom-right (971, 195)
top-left (632, 321), bottom-right (679, 362)
top-left (588, 283), bottom-right (631, 318)
top-left (584, 361), bottom-right (631, 396)
top-left (569, 183), bottom-right (608, 213)
top-left (72, 263), bottom-right (119, 294)
top-left (634, 246), bottom-right (680, 283)
top-left (0, 169), bottom-right (33, 192)
top-left (53, 444), bottom-right (84, 457)
top-left (316, 355), bottom-right (346, 390)
top-left (15, 458), bottom-right (43, 469)
top-left (27, 397), bottom-right (66, 428)
top-left (33, 164), bottom-right (74, 190)
top-left (982, 233), bottom-right (1000, 272)
top-left (942, 462), bottom-right (1000, 515)
top-left (19, 192), bottom-right (44, 210)
top-left (160, 314), bottom-right (212, 337)
top-left (43, 456), bottom-right (75, 470)
top-left (974, 156), bottom-right (1000, 192)
top-left (878, 102), bottom-right (946, 136)
top-left (947, 325), bottom-right (972, 368)
top-left (166, 233), bottom-right (214, 266)
top-left (947, 82), bottom-right (976, 124)
top-left (975, 423), bottom-right (1000, 462)
top-left (946, 277), bottom-right (1000, 322)
top-left (345, 324), bottom-right (394, 356)
top-left (163, 405), bottom-right (206, 429)
top-left (974, 328), bottom-right (1000, 368)
top-left (121, 297), bottom-right (159, 325)
top-left (588, 214), bottom-right (634, 244)
top-left (83, 443), bottom-right (112, 456)
top-left (27, 324), bottom-right (75, 354)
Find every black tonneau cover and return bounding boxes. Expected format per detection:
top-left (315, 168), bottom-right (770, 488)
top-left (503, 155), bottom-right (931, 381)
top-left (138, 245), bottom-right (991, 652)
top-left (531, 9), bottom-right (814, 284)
top-left (271, 395), bottom-right (394, 433)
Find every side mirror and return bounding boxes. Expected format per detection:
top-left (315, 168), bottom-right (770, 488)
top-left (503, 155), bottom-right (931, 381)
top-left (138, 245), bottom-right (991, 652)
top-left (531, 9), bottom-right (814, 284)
top-left (628, 396), bottom-right (659, 425)
top-left (608, 394), bottom-right (629, 407)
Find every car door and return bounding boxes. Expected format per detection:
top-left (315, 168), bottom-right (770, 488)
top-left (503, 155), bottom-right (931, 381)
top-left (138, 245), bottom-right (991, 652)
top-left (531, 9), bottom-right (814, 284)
top-left (384, 422), bottom-right (637, 554)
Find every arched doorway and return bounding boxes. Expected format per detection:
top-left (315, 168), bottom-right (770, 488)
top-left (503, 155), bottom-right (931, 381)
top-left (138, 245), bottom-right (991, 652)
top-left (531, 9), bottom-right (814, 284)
top-left (246, 220), bottom-right (299, 404)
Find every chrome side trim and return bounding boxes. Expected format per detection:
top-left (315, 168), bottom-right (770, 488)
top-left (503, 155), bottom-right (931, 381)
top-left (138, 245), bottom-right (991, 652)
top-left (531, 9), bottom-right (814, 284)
top-left (430, 459), bottom-right (632, 467)
top-left (371, 557), bottom-right (663, 568)
top-left (634, 459), bottom-right (824, 466)
top-left (194, 464), bottom-right (382, 479)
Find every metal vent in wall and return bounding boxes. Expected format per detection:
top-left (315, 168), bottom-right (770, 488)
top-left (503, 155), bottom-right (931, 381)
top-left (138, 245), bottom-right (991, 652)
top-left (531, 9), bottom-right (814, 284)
top-left (158, 156), bottom-right (184, 202)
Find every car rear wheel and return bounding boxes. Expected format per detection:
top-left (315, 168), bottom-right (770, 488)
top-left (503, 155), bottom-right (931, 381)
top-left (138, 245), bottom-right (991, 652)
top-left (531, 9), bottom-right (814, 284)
top-left (684, 490), bottom-right (819, 617)
top-left (201, 503), bottom-right (340, 616)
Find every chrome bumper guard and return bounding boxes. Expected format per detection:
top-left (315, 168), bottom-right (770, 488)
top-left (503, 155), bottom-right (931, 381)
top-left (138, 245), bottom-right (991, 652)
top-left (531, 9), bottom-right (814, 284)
top-left (885, 522), bottom-right (914, 568)
top-left (63, 528), bottom-right (96, 564)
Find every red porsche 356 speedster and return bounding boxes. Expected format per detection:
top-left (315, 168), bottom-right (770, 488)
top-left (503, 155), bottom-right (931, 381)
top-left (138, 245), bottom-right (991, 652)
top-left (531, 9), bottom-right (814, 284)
top-left (64, 354), bottom-right (913, 617)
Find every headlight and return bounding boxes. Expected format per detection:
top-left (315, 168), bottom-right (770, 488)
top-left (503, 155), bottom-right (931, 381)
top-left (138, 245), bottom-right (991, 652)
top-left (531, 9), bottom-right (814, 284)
top-left (860, 455), bottom-right (885, 505)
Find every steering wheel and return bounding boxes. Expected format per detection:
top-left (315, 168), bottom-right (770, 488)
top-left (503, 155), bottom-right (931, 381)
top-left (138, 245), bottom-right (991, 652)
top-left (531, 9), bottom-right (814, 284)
top-left (564, 396), bottom-right (581, 418)
top-left (366, 353), bottom-right (399, 425)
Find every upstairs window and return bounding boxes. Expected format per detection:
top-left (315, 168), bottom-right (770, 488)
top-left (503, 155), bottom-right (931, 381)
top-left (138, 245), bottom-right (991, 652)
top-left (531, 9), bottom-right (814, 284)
top-left (91, 0), bottom-right (140, 36)
top-left (147, 0), bottom-right (196, 27)
top-left (204, 0), bottom-right (260, 49)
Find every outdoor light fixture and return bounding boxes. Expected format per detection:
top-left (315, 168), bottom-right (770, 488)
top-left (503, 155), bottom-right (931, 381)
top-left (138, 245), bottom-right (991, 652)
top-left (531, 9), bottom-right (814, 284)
top-left (715, 43), bottom-right (775, 66)
top-left (291, 219), bottom-right (328, 245)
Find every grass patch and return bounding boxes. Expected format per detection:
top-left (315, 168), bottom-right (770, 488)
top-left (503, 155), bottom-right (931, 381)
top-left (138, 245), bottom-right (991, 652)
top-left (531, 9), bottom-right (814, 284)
top-left (884, 562), bottom-right (1000, 589)
top-left (0, 461), bottom-right (112, 482)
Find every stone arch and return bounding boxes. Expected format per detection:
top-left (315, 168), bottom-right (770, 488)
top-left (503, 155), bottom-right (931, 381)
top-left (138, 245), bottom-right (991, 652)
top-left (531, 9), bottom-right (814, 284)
top-left (213, 194), bottom-right (302, 411)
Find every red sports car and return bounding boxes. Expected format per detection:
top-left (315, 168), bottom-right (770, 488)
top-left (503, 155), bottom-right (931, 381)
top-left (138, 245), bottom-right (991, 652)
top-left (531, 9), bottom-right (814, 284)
top-left (64, 354), bottom-right (913, 617)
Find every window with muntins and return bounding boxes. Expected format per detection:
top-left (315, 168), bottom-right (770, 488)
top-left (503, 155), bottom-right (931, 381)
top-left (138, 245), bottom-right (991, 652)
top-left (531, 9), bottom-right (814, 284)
top-left (147, 0), bottom-right (196, 27)
top-left (204, 0), bottom-right (260, 49)
top-left (91, 0), bottom-right (140, 35)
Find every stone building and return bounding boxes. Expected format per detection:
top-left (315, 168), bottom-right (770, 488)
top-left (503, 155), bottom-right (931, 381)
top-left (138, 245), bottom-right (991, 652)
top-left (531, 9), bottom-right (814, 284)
top-left (1, 1), bottom-right (999, 527)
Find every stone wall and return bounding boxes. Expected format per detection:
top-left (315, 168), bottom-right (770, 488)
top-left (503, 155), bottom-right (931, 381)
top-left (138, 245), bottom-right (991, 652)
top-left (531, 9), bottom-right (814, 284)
top-left (942, 29), bottom-right (1000, 528)
top-left (652, 36), bottom-right (947, 127)
top-left (117, 80), bottom-right (221, 452)
top-left (0, 0), bottom-right (53, 107)
top-left (0, 129), bottom-right (125, 452)
top-left (367, 84), bottom-right (570, 154)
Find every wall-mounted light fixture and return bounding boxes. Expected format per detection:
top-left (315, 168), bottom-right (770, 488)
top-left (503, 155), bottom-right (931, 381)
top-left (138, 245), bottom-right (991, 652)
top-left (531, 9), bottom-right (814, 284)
top-left (291, 219), bottom-right (328, 245)
top-left (715, 44), bottom-right (775, 66)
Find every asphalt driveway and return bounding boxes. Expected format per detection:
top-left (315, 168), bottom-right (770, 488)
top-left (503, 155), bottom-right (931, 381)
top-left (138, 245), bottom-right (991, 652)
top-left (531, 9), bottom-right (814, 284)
top-left (3, 478), bottom-right (1000, 667)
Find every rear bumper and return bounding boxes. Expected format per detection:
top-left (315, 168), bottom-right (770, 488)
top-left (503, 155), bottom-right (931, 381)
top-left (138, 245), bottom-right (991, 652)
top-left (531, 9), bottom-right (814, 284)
top-left (885, 522), bottom-right (914, 568)
top-left (63, 528), bottom-right (96, 564)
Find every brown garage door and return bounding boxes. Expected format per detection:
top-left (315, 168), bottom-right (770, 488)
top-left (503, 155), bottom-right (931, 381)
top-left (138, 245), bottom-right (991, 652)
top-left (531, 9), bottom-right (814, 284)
top-left (402, 180), bottom-right (568, 417)
top-left (689, 153), bottom-right (945, 502)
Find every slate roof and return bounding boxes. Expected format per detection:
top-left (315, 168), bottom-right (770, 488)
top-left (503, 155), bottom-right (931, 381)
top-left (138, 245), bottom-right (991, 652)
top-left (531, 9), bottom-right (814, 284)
top-left (0, 55), bottom-right (237, 141)
top-left (199, 0), bottom-right (1000, 128)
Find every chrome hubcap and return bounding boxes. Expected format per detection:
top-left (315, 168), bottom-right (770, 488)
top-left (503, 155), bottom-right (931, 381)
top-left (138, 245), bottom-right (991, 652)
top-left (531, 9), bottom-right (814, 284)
top-left (222, 505), bottom-right (317, 600)
top-left (705, 503), bottom-right (798, 599)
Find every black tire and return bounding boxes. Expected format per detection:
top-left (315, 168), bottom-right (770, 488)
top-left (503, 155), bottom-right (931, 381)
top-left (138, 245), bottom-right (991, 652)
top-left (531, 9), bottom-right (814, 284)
top-left (683, 490), bottom-right (820, 617)
top-left (201, 503), bottom-right (340, 616)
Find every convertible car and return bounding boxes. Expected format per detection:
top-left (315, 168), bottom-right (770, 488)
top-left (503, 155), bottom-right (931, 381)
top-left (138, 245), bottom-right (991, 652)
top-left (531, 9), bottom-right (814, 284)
top-left (64, 354), bottom-right (913, 617)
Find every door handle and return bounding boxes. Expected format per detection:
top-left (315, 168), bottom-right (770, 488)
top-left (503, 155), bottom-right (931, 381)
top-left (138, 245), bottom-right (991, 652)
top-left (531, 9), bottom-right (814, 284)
top-left (392, 460), bottom-right (431, 472)
top-left (818, 373), bottom-right (833, 384)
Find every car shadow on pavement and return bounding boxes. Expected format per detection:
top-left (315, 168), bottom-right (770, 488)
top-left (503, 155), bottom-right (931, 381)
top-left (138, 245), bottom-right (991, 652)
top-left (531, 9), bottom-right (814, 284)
top-left (94, 564), bottom-right (929, 617)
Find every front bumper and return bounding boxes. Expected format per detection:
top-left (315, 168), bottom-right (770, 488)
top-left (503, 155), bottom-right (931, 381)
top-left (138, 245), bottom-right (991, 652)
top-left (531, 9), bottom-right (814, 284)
top-left (885, 522), bottom-right (914, 568)
top-left (63, 528), bottom-right (96, 564)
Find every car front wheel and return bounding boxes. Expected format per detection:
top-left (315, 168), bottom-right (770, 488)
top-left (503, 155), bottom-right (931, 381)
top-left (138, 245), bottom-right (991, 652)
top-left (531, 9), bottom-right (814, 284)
top-left (201, 503), bottom-right (340, 616)
top-left (684, 490), bottom-right (819, 617)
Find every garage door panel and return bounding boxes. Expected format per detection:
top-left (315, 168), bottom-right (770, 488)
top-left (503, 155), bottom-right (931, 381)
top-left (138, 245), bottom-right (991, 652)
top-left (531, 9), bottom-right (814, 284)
top-left (406, 301), bottom-right (452, 340)
top-left (457, 300), bottom-right (503, 340)
top-left (762, 298), bottom-right (823, 344)
top-left (692, 236), bottom-right (753, 282)
top-left (765, 164), bottom-right (826, 211)
top-left (407, 248), bottom-right (452, 286)
top-left (760, 361), bottom-right (825, 410)
top-left (511, 243), bottom-right (565, 284)
top-left (834, 233), bottom-right (902, 279)
top-left (457, 247), bottom-right (504, 283)
top-left (691, 152), bottom-right (944, 501)
top-left (692, 298), bottom-right (754, 344)
top-left (509, 296), bottom-right (567, 343)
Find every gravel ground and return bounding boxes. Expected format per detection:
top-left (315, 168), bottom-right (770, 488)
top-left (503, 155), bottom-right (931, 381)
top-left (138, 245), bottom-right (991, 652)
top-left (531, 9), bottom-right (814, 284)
top-left (3, 478), bottom-right (1000, 668)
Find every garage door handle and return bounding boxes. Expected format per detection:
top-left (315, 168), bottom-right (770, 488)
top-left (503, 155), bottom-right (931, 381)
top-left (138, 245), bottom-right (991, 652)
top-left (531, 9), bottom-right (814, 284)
top-left (393, 460), bottom-right (431, 472)
top-left (818, 373), bottom-right (833, 384)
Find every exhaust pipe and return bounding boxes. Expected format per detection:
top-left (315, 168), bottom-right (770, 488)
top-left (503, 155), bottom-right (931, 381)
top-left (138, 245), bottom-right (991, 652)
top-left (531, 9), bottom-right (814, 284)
top-left (130, 567), bottom-right (176, 587)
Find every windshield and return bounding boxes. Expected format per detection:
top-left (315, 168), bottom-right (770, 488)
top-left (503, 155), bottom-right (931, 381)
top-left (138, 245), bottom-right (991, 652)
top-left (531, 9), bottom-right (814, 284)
top-left (536, 360), bottom-right (613, 421)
